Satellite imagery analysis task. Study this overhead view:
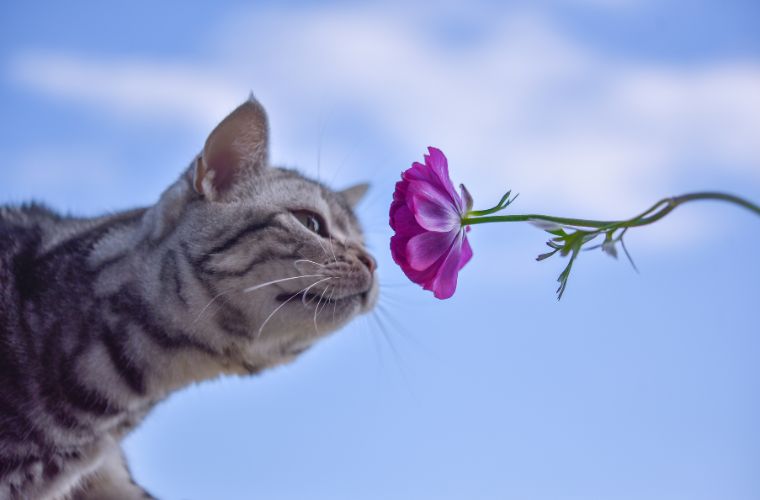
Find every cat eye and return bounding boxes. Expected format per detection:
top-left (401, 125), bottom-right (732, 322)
top-left (292, 210), bottom-right (328, 237)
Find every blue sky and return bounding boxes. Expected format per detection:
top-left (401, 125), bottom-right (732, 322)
top-left (2, 1), bottom-right (759, 499)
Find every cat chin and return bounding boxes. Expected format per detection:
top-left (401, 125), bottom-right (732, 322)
top-left (274, 290), bottom-right (362, 307)
top-left (284, 293), bottom-right (363, 323)
top-left (244, 292), bottom-right (362, 336)
top-left (360, 281), bottom-right (380, 313)
top-left (241, 303), bottom-right (359, 361)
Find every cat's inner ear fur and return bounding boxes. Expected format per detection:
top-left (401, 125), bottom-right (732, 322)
top-left (340, 183), bottom-right (370, 208)
top-left (194, 97), bottom-right (269, 201)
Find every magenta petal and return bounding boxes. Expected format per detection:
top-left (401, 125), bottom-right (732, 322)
top-left (406, 230), bottom-right (457, 272)
top-left (408, 152), bottom-right (460, 210)
top-left (390, 233), bottom-right (409, 267)
top-left (403, 161), bottom-right (439, 187)
top-left (390, 201), bottom-right (423, 235)
top-left (391, 179), bottom-right (408, 202)
top-left (407, 181), bottom-right (460, 232)
top-left (424, 147), bottom-right (449, 183)
top-left (406, 260), bottom-right (439, 288)
top-left (425, 147), bottom-right (462, 211)
top-left (458, 234), bottom-right (473, 271)
top-left (430, 232), bottom-right (465, 299)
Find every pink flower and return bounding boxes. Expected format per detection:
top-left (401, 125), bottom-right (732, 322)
top-left (389, 147), bottom-right (473, 299)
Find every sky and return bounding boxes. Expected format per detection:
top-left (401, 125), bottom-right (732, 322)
top-left (1, 1), bottom-right (759, 499)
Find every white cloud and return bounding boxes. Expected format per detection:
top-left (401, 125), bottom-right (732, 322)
top-left (6, 4), bottom-right (760, 242)
top-left (213, 5), bottom-right (760, 226)
top-left (9, 54), bottom-right (244, 128)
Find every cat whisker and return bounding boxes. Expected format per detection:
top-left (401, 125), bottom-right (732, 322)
top-left (314, 235), bottom-right (334, 264)
top-left (193, 286), bottom-right (238, 325)
top-left (361, 315), bottom-right (385, 370)
top-left (375, 303), bottom-right (414, 339)
top-left (312, 285), bottom-right (332, 336)
top-left (302, 279), bottom-right (327, 306)
top-left (327, 233), bottom-right (339, 265)
top-left (312, 285), bottom-right (327, 311)
top-left (193, 273), bottom-right (326, 326)
top-left (314, 104), bottom-right (337, 184)
top-left (320, 283), bottom-right (338, 311)
top-left (325, 287), bottom-right (336, 321)
top-left (257, 277), bottom-right (333, 338)
top-left (302, 278), bottom-right (340, 308)
top-left (316, 126), bottom-right (323, 184)
top-left (368, 310), bottom-right (413, 391)
top-left (373, 293), bottom-right (406, 307)
top-left (293, 259), bottom-right (326, 274)
top-left (328, 133), bottom-right (363, 187)
top-left (243, 274), bottom-right (325, 294)
top-left (294, 259), bottom-right (325, 267)
top-left (375, 303), bottom-right (433, 358)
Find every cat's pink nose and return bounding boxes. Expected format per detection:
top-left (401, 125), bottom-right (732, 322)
top-left (357, 252), bottom-right (376, 273)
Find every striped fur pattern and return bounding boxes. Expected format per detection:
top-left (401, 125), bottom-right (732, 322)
top-left (0, 97), bottom-right (377, 499)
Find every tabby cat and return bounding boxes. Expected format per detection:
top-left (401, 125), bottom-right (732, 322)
top-left (0, 96), bottom-right (378, 499)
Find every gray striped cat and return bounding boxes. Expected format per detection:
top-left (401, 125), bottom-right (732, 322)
top-left (0, 97), bottom-right (378, 499)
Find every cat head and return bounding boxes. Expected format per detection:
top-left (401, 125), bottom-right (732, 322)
top-left (145, 96), bottom-right (377, 371)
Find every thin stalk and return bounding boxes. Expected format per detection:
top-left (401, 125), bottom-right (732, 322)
top-left (461, 192), bottom-right (760, 229)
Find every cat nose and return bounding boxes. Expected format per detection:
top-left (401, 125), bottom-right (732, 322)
top-left (357, 252), bottom-right (376, 273)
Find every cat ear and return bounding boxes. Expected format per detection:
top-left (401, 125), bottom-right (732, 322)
top-left (340, 183), bottom-right (370, 208)
top-left (193, 96), bottom-right (269, 201)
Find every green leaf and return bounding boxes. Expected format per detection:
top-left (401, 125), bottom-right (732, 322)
top-left (536, 248), bottom-right (560, 261)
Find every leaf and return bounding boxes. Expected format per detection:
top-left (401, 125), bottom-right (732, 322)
top-left (619, 237), bottom-right (639, 273)
top-left (536, 248), bottom-right (560, 261)
top-left (555, 240), bottom-right (582, 300)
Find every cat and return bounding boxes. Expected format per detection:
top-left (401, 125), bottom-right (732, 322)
top-left (0, 96), bottom-right (378, 499)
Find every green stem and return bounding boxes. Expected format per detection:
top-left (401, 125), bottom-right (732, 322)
top-left (461, 192), bottom-right (760, 229)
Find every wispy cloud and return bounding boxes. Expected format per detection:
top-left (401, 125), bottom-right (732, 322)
top-left (9, 53), bottom-right (244, 128)
top-left (6, 4), bottom-right (760, 220)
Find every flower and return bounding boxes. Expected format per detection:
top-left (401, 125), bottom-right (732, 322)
top-left (388, 149), bottom-right (760, 301)
top-left (389, 147), bottom-right (473, 299)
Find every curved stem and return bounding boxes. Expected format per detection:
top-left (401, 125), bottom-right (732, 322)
top-left (462, 213), bottom-right (614, 227)
top-left (461, 192), bottom-right (760, 229)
